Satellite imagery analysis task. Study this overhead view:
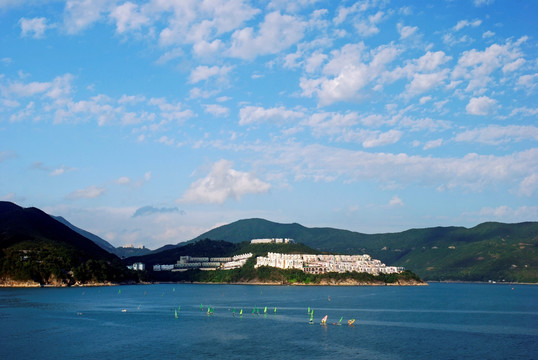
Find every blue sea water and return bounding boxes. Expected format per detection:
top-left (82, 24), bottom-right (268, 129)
top-left (0, 283), bottom-right (536, 360)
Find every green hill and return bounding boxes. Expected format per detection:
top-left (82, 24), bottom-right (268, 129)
top-left (127, 238), bottom-right (423, 285)
top-left (183, 219), bottom-right (538, 283)
top-left (0, 201), bottom-right (138, 286)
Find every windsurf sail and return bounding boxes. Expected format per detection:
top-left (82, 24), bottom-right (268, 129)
top-left (338, 316), bottom-right (343, 325)
top-left (264, 306), bottom-right (267, 314)
top-left (321, 315), bottom-right (328, 325)
top-left (348, 319), bottom-right (355, 326)
top-left (174, 309), bottom-right (178, 318)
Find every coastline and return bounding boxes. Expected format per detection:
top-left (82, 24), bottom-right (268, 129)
top-left (0, 278), bottom-right (428, 287)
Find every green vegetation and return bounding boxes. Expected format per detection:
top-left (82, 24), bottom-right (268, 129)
top-left (147, 258), bottom-right (422, 285)
top-left (137, 239), bottom-right (424, 285)
top-left (0, 201), bottom-right (139, 286)
top-left (185, 219), bottom-right (538, 283)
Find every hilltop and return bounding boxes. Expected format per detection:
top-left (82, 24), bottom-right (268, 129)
top-left (0, 201), bottom-right (138, 286)
top-left (153, 218), bottom-right (538, 283)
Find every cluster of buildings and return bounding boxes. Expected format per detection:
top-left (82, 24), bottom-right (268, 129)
top-left (128, 238), bottom-right (403, 276)
top-left (152, 253), bottom-right (253, 272)
top-left (250, 238), bottom-right (294, 244)
top-left (254, 252), bottom-right (404, 275)
top-left (127, 262), bottom-right (145, 271)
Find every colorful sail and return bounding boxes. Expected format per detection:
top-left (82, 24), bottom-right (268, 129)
top-left (321, 315), bottom-right (328, 325)
top-left (174, 309), bottom-right (178, 318)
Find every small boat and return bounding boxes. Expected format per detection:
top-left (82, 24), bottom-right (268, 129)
top-left (321, 315), bottom-right (328, 326)
top-left (348, 319), bottom-right (355, 326)
top-left (121, 309), bottom-right (127, 313)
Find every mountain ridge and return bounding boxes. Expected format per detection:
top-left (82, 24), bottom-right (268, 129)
top-left (155, 218), bottom-right (537, 283)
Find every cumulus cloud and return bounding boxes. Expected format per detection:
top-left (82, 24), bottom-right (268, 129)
top-left (189, 65), bottom-right (232, 84)
top-left (180, 160), bottom-right (270, 204)
top-left (204, 104), bottom-right (230, 117)
top-left (63, 0), bottom-right (111, 34)
top-left (519, 174), bottom-right (538, 197)
top-left (301, 43), bottom-right (400, 106)
top-left (19, 17), bottom-right (50, 38)
top-left (466, 96), bottom-right (497, 115)
top-left (228, 11), bottom-right (306, 59)
top-left (109, 2), bottom-right (150, 34)
top-left (397, 23), bottom-right (418, 39)
top-left (453, 19), bottom-right (482, 31)
top-left (452, 40), bottom-right (524, 92)
top-left (239, 106), bottom-right (304, 125)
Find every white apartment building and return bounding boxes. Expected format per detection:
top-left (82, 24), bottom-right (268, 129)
top-left (255, 252), bottom-right (404, 275)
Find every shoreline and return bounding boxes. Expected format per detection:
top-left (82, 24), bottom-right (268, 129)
top-left (4, 279), bottom-right (536, 288)
top-left (0, 279), bottom-right (428, 287)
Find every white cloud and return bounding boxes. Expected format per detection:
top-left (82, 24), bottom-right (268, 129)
top-left (180, 159), bottom-right (270, 204)
top-left (389, 195), bottom-right (404, 207)
top-left (397, 23), bottom-right (418, 39)
top-left (474, 0), bottom-right (494, 7)
top-left (355, 11), bottom-right (384, 37)
top-left (63, 0), bottom-right (111, 34)
top-left (516, 74), bottom-right (538, 91)
top-left (362, 129), bottom-right (402, 148)
top-left (453, 19), bottom-right (482, 31)
top-left (109, 2), bottom-right (149, 34)
top-left (189, 65), bottom-right (232, 84)
top-left (466, 96), bottom-right (497, 115)
top-left (301, 43), bottom-right (400, 106)
top-left (423, 139), bottom-right (443, 150)
top-left (204, 104), bottom-right (229, 117)
top-left (239, 106), bottom-right (304, 125)
top-left (406, 70), bottom-right (449, 96)
top-left (455, 125), bottom-right (538, 145)
top-left (259, 143), bottom-right (538, 193)
top-left (519, 174), bottom-right (538, 197)
top-left (453, 41), bottom-right (524, 92)
top-left (67, 185), bottom-right (106, 199)
top-left (193, 39), bottom-right (224, 57)
top-left (116, 176), bottom-right (131, 185)
top-left (228, 11), bottom-right (306, 59)
top-left (303, 112), bottom-right (358, 138)
top-left (19, 17), bottom-right (50, 38)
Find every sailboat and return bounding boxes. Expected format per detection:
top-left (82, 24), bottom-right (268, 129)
top-left (336, 316), bottom-right (343, 326)
top-left (321, 315), bottom-right (328, 326)
top-left (348, 319), bottom-right (356, 326)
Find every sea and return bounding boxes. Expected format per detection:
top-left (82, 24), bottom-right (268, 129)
top-left (0, 283), bottom-right (536, 360)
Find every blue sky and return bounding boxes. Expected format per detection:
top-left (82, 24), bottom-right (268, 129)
top-left (1, 0), bottom-right (537, 249)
